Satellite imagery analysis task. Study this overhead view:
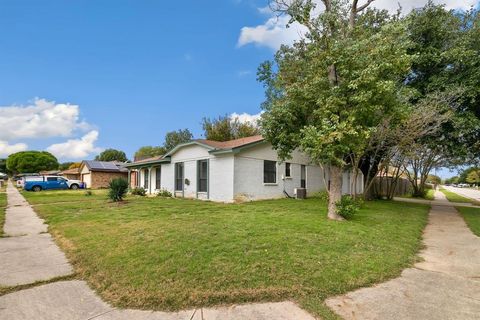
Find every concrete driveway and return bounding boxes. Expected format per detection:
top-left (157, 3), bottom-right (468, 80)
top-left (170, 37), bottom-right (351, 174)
top-left (443, 185), bottom-right (480, 202)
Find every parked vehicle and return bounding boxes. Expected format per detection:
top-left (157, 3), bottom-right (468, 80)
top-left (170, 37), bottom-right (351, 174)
top-left (15, 173), bottom-right (40, 187)
top-left (0, 172), bottom-right (7, 180)
top-left (24, 176), bottom-right (86, 191)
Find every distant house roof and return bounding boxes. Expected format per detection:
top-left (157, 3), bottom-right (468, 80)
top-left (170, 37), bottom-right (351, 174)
top-left (81, 160), bottom-right (128, 173)
top-left (61, 168), bottom-right (80, 175)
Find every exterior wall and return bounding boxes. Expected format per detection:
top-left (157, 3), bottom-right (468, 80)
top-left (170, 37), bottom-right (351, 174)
top-left (208, 155), bottom-right (234, 202)
top-left (90, 171), bottom-right (128, 189)
top-left (233, 142), bottom-right (326, 201)
top-left (80, 165), bottom-right (91, 188)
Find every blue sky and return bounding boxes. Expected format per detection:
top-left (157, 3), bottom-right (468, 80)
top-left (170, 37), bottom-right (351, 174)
top-left (0, 0), bottom-right (477, 178)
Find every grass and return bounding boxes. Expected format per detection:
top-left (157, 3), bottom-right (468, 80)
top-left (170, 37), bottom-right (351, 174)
top-left (439, 188), bottom-right (480, 205)
top-left (22, 190), bottom-right (429, 319)
top-left (0, 192), bottom-right (6, 237)
top-left (455, 207), bottom-right (480, 237)
top-left (398, 188), bottom-right (435, 201)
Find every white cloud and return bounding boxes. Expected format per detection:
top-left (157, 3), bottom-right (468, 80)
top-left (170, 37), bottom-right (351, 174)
top-left (231, 112), bottom-right (263, 125)
top-left (238, 15), bottom-right (308, 50)
top-left (0, 98), bottom-right (91, 141)
top-left (238, 0), bottom-right (479, 50)
top-left (237, 70), bottom-right (252, 77)
top-left (0, 141), bottom-right (28, 158)
top-left (47, 130), bottom-right (102, 160)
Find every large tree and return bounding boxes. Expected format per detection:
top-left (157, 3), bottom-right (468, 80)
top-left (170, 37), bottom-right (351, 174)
top-left (202, 114), bottom-right (260, 141)
top-left (6, 151), bottom-right (59, 174)
top-left (95, 149), bottom-right (128, 162)
top-left (259, 0), bottom-right (411, 219)
top-left (400, 2), bottom-right (480, 195)
top-left (164, 129), bottom-right (193, 152)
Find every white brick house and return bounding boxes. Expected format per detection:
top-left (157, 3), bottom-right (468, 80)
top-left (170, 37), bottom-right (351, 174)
top-left (124, 135), bottom-right (363, 202)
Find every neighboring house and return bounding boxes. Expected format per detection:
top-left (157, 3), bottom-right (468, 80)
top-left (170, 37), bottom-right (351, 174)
top-left (61, 168), bottom-right (81, 180)
top-left (124, 135), bottom-right (363, 202)
top-left (79, 160), bottom-right (128, 189)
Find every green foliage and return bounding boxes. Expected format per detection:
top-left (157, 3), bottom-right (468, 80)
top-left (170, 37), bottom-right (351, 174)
top-left (130, 187), bottom-right (146, 196)
top-left (335, 195), bottom-right (362, 220)
top-left (59, 162), bottom-right (74, 170)
top-left (95, 149), bottom-right (128, 162)
top-left (259, 7), bottom-right (412, 167)
top-left (405, 3), bottom-right (480, 164)
top-left (134, 146), bottom-right (166, 161)
top-left (6, 151), bottom-right (59, 174)
top-left (459, 167), bottom-right (480, 183)
top-left (108, 178), bottom-right (129, 202)
top-left (426, 174), bottom-right (441, 185)
top-left (0, 158), bottom-right (7, 174)
top-left (156, 188), bottom-right (172, 198)
top-left (445, 176), bottom-right (459, 184)
top-left (164, 129), bottom-right (193, 152)
top-left (202, 114), bottom-right (260, 141)
top-left (466, 170), bottom-right (480, 185)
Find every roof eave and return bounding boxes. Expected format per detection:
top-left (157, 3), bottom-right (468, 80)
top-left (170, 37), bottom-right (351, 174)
top-left (123, 157), bottom-right (171, 168)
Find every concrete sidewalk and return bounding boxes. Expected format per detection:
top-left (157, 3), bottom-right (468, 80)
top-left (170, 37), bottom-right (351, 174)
top-left (0, 182), bottom-right (72, 286)
top-left (0, 182), bottom-right (315, 320)
top-left (326, 190), bottom-right (480, 319)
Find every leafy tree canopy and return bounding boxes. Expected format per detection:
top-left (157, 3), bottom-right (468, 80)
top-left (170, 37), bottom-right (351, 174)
top-left (164, 129), bottom-right (193, 151)
top-left (202, 114), bottom-right (260, 141)
top-left (134, 146), bottom-right (167, 161)
top-left (6, 151), bottom-right (59, 174)
top-left (0, 158), bottom-right (7, 174)
top-left (95, 149), bottom-right (128, 162)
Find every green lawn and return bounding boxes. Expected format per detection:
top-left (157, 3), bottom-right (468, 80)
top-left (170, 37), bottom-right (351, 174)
top-left (440, 188), bottom-right (480, 205)
top-left (0, 191), bottom-right (6, 237)
top-left (23, 190), bottom-right (429, 319)
top-left (456, 207), bottom-right (480, 237)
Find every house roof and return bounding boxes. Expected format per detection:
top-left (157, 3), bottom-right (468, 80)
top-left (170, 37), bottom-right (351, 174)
top-left (195, 135), bottom-right (264, 150)
top-left (61, 168), bottom-right (80, 175)
top-left (125, 135), bottom-right (266, 168)
top-left (82, 160), bottom-right (128, 173)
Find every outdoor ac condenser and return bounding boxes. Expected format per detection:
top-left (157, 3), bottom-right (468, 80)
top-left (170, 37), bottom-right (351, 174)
top-left (295, 188), bottom-right (307, 199)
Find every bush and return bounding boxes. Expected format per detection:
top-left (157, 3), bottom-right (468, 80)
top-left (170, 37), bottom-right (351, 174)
top-left (157, 189), bottom-right (172, 198)
top-left (108, 178), bottom-right (129, 202)
top-left (84, 190), bottom-right (92, 196)
top-left (336, 195), bottom-right (362, 220)
top-left (130, 187), bottom-right (146, 196)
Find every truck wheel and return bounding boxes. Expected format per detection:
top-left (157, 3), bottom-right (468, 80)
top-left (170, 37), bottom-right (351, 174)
top-left (70, 184), bottom-right (79, 190)
top-left (32, 186), bottom-right (42, 192)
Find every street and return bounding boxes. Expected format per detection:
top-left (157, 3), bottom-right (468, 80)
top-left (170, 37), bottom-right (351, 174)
top-left (442, 185), bottom-right (480, 202)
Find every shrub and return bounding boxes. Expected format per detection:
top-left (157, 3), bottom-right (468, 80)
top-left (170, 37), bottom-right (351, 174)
top-left (157, 188), bottom-right (172, 198)
top-left (108, 178), bottom-right (129, 202)
top-left (336, 195), bottom-right (362, 220)
top-left (84, 190), bottom-right (92, 196)
top-left (130, 187), bottom-right (146, 196)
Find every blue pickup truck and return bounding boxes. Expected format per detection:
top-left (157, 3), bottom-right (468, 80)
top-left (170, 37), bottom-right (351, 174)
top-left (24, 176), bottom-right (86, 192)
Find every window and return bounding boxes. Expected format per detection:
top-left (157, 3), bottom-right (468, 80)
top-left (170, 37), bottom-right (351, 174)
top-left (263, 160), bottom-right (277, 184)
top-left (197, 160), bottom-right (208, 193)
top-left (301, 165), bottom-right (306, 188)
top-left (46, 177), bottom-right (57, 182)
top-left (144, 169), bottom-right (149, 189)
top-left (155, 167), bottom-right (161, 190)
top-left (285, 162), bottom-right (291, 178)
top-left (175, 162), bottom-right (184, 191)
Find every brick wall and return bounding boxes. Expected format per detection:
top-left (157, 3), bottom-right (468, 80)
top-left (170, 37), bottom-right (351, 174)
top-left (90, 171), bottom-right (128, 189)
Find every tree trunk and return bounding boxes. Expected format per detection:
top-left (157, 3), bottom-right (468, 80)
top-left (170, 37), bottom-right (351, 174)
top-left (327, 165), bottom-right (345, 220)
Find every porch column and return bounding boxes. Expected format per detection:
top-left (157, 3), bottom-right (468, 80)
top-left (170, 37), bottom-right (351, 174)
top-left (127, 170), bottom-right (131, 188)
top-left (148, 167), bottom-right (152, 194)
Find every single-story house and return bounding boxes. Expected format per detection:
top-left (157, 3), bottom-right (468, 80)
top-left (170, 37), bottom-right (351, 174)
top-left (124, 135), bottom-right (363, 202)
top-left (61, 168), bottom-right (81, 180)
top-left (79, 160), bottom-right (128, 189)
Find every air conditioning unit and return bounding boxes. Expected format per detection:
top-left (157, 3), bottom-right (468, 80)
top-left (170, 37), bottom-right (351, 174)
top-left (295, 188), bottom-right (307, 199)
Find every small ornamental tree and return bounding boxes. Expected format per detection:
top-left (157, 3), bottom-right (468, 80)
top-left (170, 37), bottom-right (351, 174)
top-left (108, 178), bottom-right (129, 202)
top-left (259, 0), bottom-right (412, 219)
